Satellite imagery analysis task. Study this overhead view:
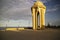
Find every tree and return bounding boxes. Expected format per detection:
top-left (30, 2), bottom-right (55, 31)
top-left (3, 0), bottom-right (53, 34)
top-left (47, 23), bottom-right (50, 28)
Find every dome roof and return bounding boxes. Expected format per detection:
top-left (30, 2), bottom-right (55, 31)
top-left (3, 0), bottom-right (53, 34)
top-left (32, 1), bottom-right (46, 9)
top-left (34, 1), bottom-right (43, 6)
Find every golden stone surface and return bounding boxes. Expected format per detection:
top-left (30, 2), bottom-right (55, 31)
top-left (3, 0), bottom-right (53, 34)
top-left (31, 0), bottom-right (46, 30)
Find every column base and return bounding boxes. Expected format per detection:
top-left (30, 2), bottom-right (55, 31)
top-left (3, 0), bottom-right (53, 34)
top-left (40, 25), bottom-right (45, 30)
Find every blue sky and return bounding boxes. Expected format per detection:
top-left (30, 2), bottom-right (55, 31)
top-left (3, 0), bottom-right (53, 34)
top-left (0, 0), bottom-right (60, 27)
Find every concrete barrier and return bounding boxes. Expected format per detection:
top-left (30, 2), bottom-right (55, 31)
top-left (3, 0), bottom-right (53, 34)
top-left (6, 28), bottom-right (17, 31)
top-left (18, 28), bottom-right (24, 30)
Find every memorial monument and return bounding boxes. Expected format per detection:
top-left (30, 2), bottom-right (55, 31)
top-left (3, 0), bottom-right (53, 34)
top-left (31, 0), bottom-right (46, 30)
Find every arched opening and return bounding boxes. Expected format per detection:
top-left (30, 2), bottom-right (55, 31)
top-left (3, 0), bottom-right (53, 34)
top-left (37, 11), bottom-right (40, 29)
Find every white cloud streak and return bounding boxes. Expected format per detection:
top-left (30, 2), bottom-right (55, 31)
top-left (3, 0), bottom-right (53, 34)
top-left (41, 0), bottom-right (51, 3)
top-left (47, 8), bottom-right (58, 12)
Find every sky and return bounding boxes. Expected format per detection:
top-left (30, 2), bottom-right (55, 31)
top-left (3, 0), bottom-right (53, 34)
top-left (0, 0), bottom-right (60, 27)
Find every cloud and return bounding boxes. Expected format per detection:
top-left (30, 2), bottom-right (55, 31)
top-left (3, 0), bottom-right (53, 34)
top-left (0, 0), bottom-right (60, 27)
top-left (0, 0), bottom-right (32, 20)
top-left (47, 8), bottom-right (58, 12)
top-left (0, 0), bottom-right (53, 20)
top-left (0, 0), bottom-right (33, 27)
top-left (46, 4), bottom-right (60, 12)
top-left (0, 19), bottom-right (32, 27)
top-left (40, 0), bottom-right (51, 3)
